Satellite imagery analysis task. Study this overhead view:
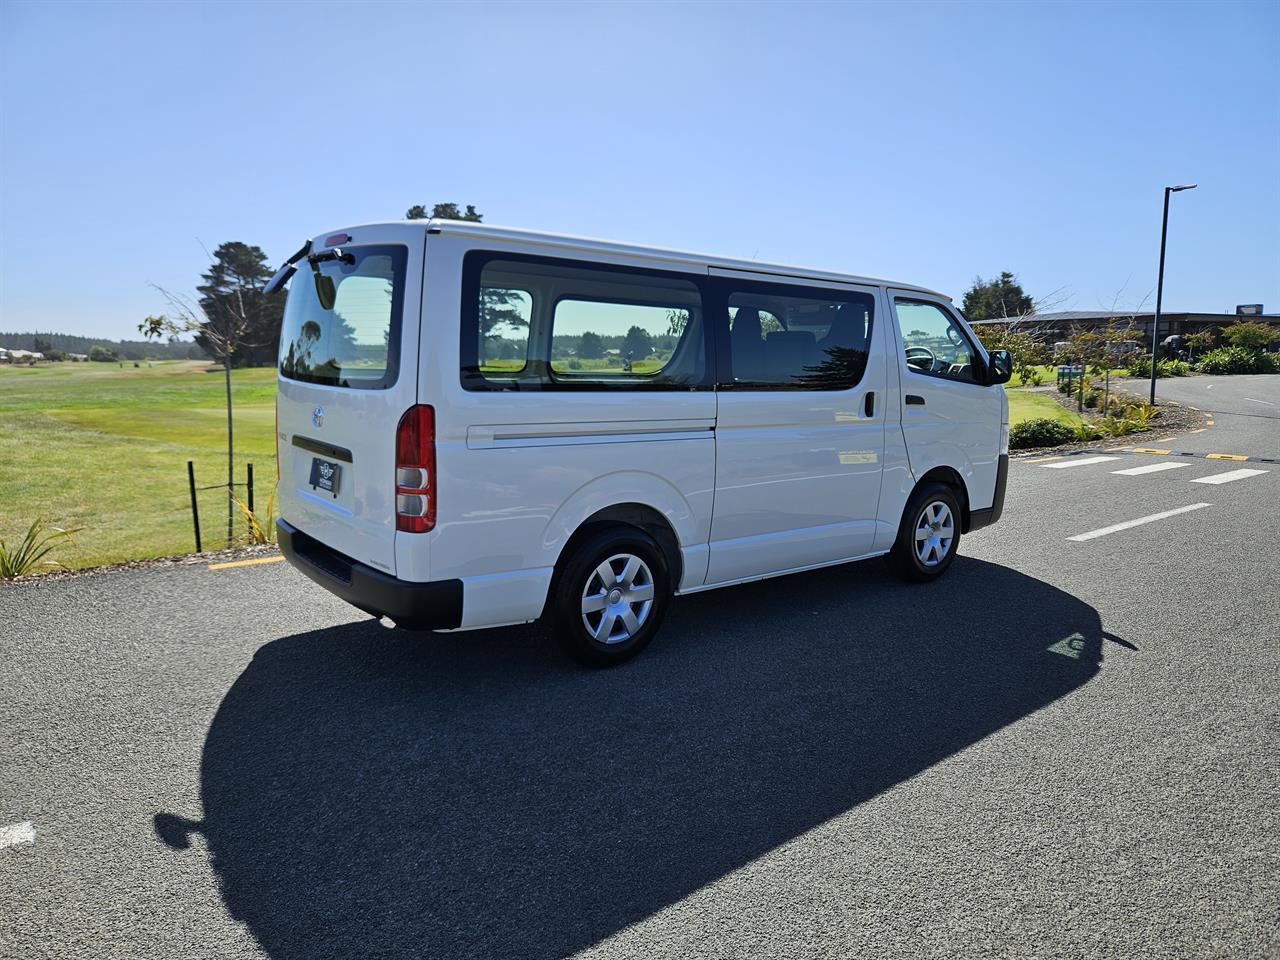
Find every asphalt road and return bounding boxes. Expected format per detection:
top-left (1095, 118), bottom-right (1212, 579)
top-left (1150, 373), bottom-right (1280, 456)
top-left (3, 377), bottom-right (1278, 960)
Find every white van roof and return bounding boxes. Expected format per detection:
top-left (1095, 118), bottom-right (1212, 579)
top-left (326, 220), bottom-right (950, 300)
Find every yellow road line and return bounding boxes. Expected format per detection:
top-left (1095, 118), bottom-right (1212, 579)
top-left (1189, 428), bottom-right (1206, 434)
top-left (208, 556), bottom-right (285, 571)
top-left (1022, 455), bottom-right (1064, 464)
top-left (1206, 421), bottom-right (1215, 426)
top-left (1131, 448), bottom-right (1172, 455)
top-left (1206, 453), bottom-right (1248, 461)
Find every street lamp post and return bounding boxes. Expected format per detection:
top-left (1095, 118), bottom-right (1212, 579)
top-left (1149, 183), bottom-right (1197, 405)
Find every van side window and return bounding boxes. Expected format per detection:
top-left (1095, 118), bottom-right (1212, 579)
top-left (477, 288), bottom-right (532, 374)
top-left (462, 253), bottom-right (709, 391)
top-left (724, 287), bottom-right (874, 390)
top-left (895, 300), bottom-right (981, 384)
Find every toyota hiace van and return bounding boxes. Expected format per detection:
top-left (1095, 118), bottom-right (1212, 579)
top-left (268, 220), bottom-right (1011, 665)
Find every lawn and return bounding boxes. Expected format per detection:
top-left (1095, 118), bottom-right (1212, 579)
top-left (1007, 364), bottom-right (1132, 387)
top-left (1006, 388), bottom-right (1084, 427)
top-left (0, 360), bottom-right (277, 569)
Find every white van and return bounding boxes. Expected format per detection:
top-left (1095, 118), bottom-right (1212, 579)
top-left (268, 220), bottom-right (1011, 665)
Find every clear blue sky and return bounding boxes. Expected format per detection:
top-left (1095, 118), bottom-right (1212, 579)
top-left (2, 0), bottom-right (1277, 340)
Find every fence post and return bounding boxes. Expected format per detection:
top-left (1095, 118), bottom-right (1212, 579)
top-left (187, 460), bottom-right (202, 553)
top-left (247, 462), bottom-right (255, 516)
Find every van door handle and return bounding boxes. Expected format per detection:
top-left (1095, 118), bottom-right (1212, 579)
top-left (864, 392), bottom-right (875, 417)
top-left (905, 394), bottom-right (926, 406)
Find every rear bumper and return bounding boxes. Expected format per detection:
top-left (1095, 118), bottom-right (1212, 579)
top-left (968, 453), bottom-right (1009, 532)
top-left (277, 519), bottom-right (463, 630)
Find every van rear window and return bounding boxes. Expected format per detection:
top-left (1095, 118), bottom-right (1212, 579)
top-left (278, 244), bottom-right (407, 389)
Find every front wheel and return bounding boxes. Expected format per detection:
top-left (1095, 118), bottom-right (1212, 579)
top-left (887, 482), bottom-right (961, 582)
top-left (551, 527), bottom-right (671, 667)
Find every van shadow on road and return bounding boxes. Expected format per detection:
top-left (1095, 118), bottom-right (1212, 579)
top-left (158, 558), bottom-right (1108, 960)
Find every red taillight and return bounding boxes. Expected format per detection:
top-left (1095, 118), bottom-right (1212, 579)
top-left (395, 404), bottom-right (435, 533)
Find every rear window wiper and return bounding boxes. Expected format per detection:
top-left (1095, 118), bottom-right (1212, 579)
top-left (306, 248), bottom-right (355, 309)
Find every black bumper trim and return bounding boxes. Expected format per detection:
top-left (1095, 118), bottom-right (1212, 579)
top-left (277, 519), bottom-right (463, 630)
top-left (968, 453), bottom-right (1009, 532)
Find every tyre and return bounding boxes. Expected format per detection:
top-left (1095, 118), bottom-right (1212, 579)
top-left (887, 482), bottom-right (962, 582)
top-left (550, 526), bottom-right (671, 667)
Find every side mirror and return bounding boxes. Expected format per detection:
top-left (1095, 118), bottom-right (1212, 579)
top-left (987, 350), bottom-right (1013, 385)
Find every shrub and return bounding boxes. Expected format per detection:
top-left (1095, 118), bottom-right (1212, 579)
top-left (1009, 418), bottom-right (1076, 449)
top-left (231, 489), bottom-right (276, 546)
top-left (1023, 371), bottom-right (1043, 387)
top-left (1196, 347), bottom-right (1279, 375)
top-left (1073, 422), bottom-right (1103, 441)
top-left (1127, 357), bottom-right (1192, 378)
top-left (1083, 389), bottom-right (1101, 409)
top-left (1221, 321), bottom-right (1278, 351)
top-left (1098, 416), bottom-right (1141, 437)
top-left (0, 517), bottom-right (83, 578)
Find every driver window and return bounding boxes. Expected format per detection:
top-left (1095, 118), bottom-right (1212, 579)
top-left (894, 300), bottom-right (980, 384)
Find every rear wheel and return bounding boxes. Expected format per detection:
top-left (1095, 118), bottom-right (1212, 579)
top-left (551, 527), bottom-right (671, 667)
top-left (887, 482), bottom-right (961, 582)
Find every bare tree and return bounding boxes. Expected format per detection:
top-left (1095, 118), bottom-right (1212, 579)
top-left (140, 281), bottom-right (259, 547)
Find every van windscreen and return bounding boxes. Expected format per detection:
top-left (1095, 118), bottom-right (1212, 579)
top-left (278, 244), bottom-right (407, 389)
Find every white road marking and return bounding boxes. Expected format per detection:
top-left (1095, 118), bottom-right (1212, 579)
top-left (1068, 503), bottom-right (1211, 542)
top-left (1044, 456), bottom-right (1120, 469)
top-left (1191, 468), bottom-right (1269, 485)
top-left (1111, 462), bottom-right (1190, 476)
top-left (0, 821), bottom-right (36, 850)
top-left (1243, 397), bottom-right (1275, 406)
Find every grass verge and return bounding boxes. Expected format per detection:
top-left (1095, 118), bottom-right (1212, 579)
top-left (0, 361), bottom-right (276, 569)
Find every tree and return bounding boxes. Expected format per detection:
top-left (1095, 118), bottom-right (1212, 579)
top-left (623, 325), bottom-right (654, 362)
top-left (405, 202), bottom-right (483, 222)
top-left (32, 336), bottom-right (52, 355)
top-left (972, 324), bottom-right (1050, 384)
top-left (578, 331), bottom-right (604, 359)
top-left (962, 272), bottom-right (1035, 322)
top-left (88, 345), bottom-right (118, 362)
top-left (196, 242), bottom-right (282, 367)
top-left (1185, 328), bottom-right (1216, 362)
top-left (139, 240), bottom-right (279, 547)
top-left (1222, 321), bottom-right (1278, 351)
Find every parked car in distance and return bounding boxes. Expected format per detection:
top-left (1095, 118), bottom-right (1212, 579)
top-left (268, 220), bottom-right (1012, 665)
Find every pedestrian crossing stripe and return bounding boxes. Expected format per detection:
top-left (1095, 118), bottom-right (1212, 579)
top-left (1017, 447), bottom-right (1276, 464)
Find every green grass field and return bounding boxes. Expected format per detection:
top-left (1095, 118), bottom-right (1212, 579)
top-left (1006, 364), bottom-right (1132, 387)
top-left (1006, 388), bottom-right (1084, 427)
top-left (0, 361), bottom-right (277, 569)
top-left (1, 360), bottom-right (1079, 572)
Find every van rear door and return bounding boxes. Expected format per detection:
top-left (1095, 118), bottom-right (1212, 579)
top-left (276, 225), bottom-right (423, 577)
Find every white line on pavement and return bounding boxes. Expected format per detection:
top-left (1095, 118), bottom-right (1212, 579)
top-left (0, 821), bottom-right (36, 850)
top-left (1190, 468), bottom-right (1269, 485)
top-left (1044, 456), bottom-right (1120, 469)
top-left (1111, 462), bottom-right (1190, 476)
top-left (1068, 503), bottom-right (1211, 542)
top-left (1243, 397), bottom-right (1275, 405)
